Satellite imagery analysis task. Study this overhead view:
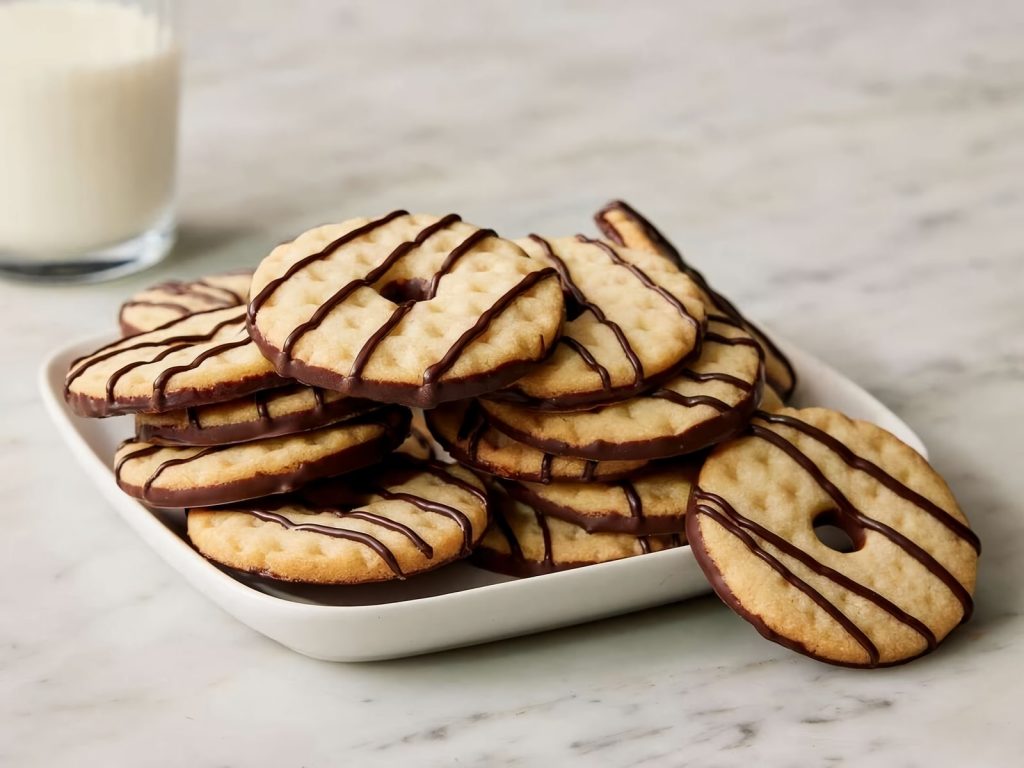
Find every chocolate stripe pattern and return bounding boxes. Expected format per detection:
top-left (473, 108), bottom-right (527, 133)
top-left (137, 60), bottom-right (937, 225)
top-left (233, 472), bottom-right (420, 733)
top-left (594, 199), bottom-right (797, 399)
top-left (248, 212), bottom-right (561, 407)
top-left (65, 306), bottom-right (285, 416)
top-left (689, 410), bottom-right (978, 667)
top-left (203, 462), bottom-right (484, 579)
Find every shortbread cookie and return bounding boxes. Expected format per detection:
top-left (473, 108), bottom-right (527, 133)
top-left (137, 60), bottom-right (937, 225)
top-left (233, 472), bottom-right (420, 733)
top-left (499, 460), bottom-right (697, 535)
top-left (595, 200), bottom-right (797, 399)
top-left (426, 400), bottom-right (647, 483)
top-left (136, 385), bottom-right (379, 446)
top-left (482, 317), bottom-right (764, 461)
top-left (66, 306), bottom-right (286, 417)
top-left (187, 457), bottom-right (489, 584)
top-left (115, 408), bottom-right (410, 508)
top-left (246, 211), bottom-right (565, 408)
top-left (687, 408), bottom-right (980, 668)
top-left (119, 271), bottom-right (253, 336)
top-left (472, 488), bottom-right (683, 576)
top-left (486, 235), bottom-right (705, 408)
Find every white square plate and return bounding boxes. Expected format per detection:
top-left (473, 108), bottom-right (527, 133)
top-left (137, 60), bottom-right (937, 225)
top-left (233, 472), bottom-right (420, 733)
top-left (40, 331), bottom-right (926, 661)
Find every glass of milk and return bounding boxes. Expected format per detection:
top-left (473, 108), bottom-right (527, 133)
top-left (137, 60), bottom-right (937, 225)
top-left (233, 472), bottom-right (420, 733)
top-left (0, 0), bottom-right (180, 282)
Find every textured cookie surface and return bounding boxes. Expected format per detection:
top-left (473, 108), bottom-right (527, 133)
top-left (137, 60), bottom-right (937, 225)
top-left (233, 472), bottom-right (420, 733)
top-left (687, 407), bottom-right (980, 668)
top-left (119, 271), bottom-right (253, 336)
top-left (487, 235), bottom-right (705, 408)
top-left (499, 460), bottom-right (697, 535)
top-left (426, 400), bottom-right (647, 483)
top-left (115, 408), bottom-right (410, 508)
top-left (247, 211), bottom-right (565, 407)
top-left (473, 488), bottom-right (683, 577)
top-left (187, 458), bottom-right (488, 584)
top-left (595, 200), bottom-right (796, 399)
top-left (482, 317), bottom-right (764, 461)
top-left (66, 306), bottom-right (286, 417)
top-left (135, 385), bottom-right (379, 446)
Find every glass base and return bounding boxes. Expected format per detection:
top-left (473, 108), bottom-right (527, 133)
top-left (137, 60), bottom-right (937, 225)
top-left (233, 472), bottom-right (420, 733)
top-left (0, 216), bottom-right (175, 284)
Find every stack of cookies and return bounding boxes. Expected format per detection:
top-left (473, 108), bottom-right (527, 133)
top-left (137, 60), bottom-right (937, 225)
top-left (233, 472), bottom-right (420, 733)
top-left (62, 202), bottom-right (979, 667)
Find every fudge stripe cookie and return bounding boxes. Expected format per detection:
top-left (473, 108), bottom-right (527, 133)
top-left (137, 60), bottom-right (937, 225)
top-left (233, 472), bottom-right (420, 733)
top-left (486, 235), bottom-right (705, 409)
top-left (65, 306), bottom-right (287, 417)
top-left (687, 407), bottom-right (979, 667)
top-left (119, 270), bottom-right (253, 336)
top-left (187, 458), bottom-right (488, 584)
top-left (482, 316), bottom-right (764, 461)
top-left (115, 407), bottom-right (411, 508)
top-left (135, 384), bottom-right (380, 446)
top-left (595, 200), bottom-right (797, 400)
top-left (472, 487), bottom-right (683, 577)
top-left (246, 212), bottom-right (565, 407)
top-left (498, 460), bottom-right (697, 535)
top-left (425, 400), bottom-right (648, 483)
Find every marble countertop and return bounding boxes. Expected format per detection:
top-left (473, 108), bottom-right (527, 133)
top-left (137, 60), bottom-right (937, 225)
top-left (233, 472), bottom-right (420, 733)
top-left (3, 1), bottom-right (1022, 765)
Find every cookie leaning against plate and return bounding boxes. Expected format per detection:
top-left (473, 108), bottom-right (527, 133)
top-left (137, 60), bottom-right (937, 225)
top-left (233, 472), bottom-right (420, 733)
top-left (472, 486), bottom-right (683, 577)
top-left (481, 316), bottom-right (764, 461)
top-left (498, 459), bottom-right (698, 535)
top-left (595, 200), bottom-right (797, 400)
top-left (425, 400), bottom-right (648, 483)
top-left (187, 457), bottom-right (489, 584)
top-left (485, 235), bottom-right (705, 409)
top-left (246, 211), bottom-right (565, 408)
top-left (65, 306), bottom-right (287, 417)
top-left (135, 384), bottom-right (380, 446)
top-left (115, 407), bottom-right (410, 508)
top-left (118, 270), bottom-right (253, 336)
top-left (687, 407), bottom-right (980, 668)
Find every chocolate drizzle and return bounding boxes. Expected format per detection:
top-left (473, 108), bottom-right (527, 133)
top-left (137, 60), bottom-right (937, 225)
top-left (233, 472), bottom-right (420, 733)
top-left (137, 386), bottom-right (380, 447)
top-left (204, 457), bottom-right (486, 580)
top-left (428, 400), bottom-right (642, 483)
top-left (475, 489), bottom-right (679, 577)
top-left (500, 470), bottom-right (689, 536)
top-left (595, 200), bottom-right (797, 399)
top-left (278, 214), bottom-right (461, 360)
top-left (482, 318), bottom-right (765, 461)
top-left (118, 273), bottom-right (251, 335)
top-left (529, 234), bottom-right (644, 385)
top-left (66, 307), bottom-right (285, 417)
top-left (687, 410), bottom-right (978, 667)
top-left (117, 409), bottom-right (411, 508)
top-left (247, 212), bottom-right (560, 407)
top-left (243, 507), bottom-right (407, 577)
top-left (754, 411), bottom-right (981, 553)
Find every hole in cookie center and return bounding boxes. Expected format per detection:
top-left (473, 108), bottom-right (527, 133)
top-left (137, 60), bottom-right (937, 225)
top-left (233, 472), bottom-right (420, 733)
top-left (379, 278), bottom-right (431, 304)
top-left (812, 510), bottom-right (864, 553)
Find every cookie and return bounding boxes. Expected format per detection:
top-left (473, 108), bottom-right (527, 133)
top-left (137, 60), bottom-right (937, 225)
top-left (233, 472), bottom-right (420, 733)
top-left (472, 486), bottom-right (683, 577)
top-left (118, 271), bottom-right (253, 336)
top-left (481, 316), bottom-right (764, 461)
top-left (687, 407), bottom-right (980, 668)
top-left (65, 306), bottom-right (287, 417)
top-left (595, 200), bottom-right (797, 400)
top-left (425, 400), bottom-right (648, 483)
top-left (135, 384), bottom-right (380, 446)
top-left (187, 457), bottom-right (489, 584)
top-left (114, 407), bottom-right (410, 508)
top-left (246, 211), bottom-right (565, 408)
top-left (499, 460), bottom-right (697, 535)
top-left (485, 235), bottom-right (705, 409)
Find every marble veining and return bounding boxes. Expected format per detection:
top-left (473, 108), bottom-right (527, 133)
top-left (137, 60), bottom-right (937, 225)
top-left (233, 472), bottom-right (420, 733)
top-left (2, 0), bottom-right (1023, 765)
